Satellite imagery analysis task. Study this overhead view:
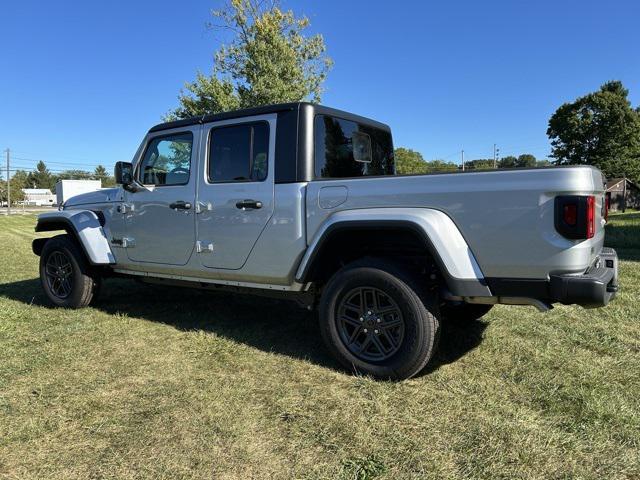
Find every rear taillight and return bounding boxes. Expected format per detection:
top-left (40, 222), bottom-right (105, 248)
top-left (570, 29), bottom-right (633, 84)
top-left (563, 204), bottom-right (577, 226)
top-left (586, 195), bottom-right (595, 239)
top-left (555, 195), bottom-right (596, 240)
top-left (603, 195), bottom-right (610, 222)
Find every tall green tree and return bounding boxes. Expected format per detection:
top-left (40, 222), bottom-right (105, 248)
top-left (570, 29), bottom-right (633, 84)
top-left (93, 165), bottom-right (116, 187)
top-left (547, 81), bottom-right (640, 181)
top-left (26, 161), bottom-right (55, 190)
top-left (169, 0), bottom-right (332, 119)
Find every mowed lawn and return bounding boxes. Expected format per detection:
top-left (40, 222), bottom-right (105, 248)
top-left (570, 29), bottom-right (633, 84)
top-left (0, 212), bottom-right (639, 480)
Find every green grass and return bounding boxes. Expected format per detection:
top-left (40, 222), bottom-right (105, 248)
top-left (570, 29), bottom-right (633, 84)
top-left (0, 212), bottom-right (639, 479)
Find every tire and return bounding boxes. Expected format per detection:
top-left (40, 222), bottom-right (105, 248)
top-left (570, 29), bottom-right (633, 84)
top-left (319, 259), bottom-right (440, 380)
top-left (39, 234), bottom-right (101, 308)
top-left (440, 302), bottom-right (493, 323)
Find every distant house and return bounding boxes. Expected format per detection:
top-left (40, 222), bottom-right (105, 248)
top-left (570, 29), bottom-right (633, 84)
top-left (22, 188), bottom-right (56, 207)
top-left (606, 178), bottom-right (640, 212)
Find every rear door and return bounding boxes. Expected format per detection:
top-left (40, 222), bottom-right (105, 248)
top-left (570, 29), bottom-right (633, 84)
top-left (196, 115), bottom-right (275, 270)
top-left (124, 127), bottom-right (200, 265)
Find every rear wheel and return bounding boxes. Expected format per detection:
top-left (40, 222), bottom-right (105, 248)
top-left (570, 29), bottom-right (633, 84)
top-left (319, 259), bottom-right (440, 380)
top-left (40, 234), bottom-right (100, 308)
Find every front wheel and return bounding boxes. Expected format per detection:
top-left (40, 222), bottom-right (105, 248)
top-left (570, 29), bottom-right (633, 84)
top-left (39, 234), bottom-right (101, 308)
top-left (319, 259), bottom-right (440, 380)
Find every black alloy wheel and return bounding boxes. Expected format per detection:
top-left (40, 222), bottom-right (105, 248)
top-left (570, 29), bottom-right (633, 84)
top-left (319, 258), bottom-right (440, 380)
top-left (336, 287), bottom-right (405, 362)
top-left (44, 250), bottom-right (74, 299)
top-left (39, 234), bottom-right (101, 308)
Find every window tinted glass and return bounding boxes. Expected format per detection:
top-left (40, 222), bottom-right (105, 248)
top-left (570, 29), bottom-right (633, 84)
top-left (138, 132), bottom-right (193, 186)
top-left (314, 115), bottom-right (394, 179)
top-left (208, 122), bottom-right (269, 182)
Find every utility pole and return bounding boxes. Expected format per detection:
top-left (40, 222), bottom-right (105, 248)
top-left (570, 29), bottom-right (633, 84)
top-left (493, 144), bottom-right (497, 169)
top-left (461, 149), bottom-right (465, 171)
top-left (5, 148), bottom-right (9, 216)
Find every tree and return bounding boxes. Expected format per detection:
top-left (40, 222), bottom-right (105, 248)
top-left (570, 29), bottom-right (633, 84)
top-left (465, 159), bottom-right (495, 170)
top-left (0, 170), bottom-right (27, 204)
top-left (93, 165), bottom-right (108, 180)
top-left (517, 154), bottom-right (537, 168)
top-left (394, 148), bottom-right (428, 174)
top-left (94, 165), bottom-right (116, 187)
top-left (498, 155), bottom-right (518, 168)
top-left (547, 80), bottom-right (640, 181)
top-left (26, 161), bottom-right (55, 190)
top-left (536, 159), bottom-right (552, 167)
top-left (169, 0), bottom-right (332, 119)
top-left (394, 148), bottom-right (458, 174)
top-left (426, 159), bottom-right (458, 173)
top-left (497, 154), bottom-right (547, 168)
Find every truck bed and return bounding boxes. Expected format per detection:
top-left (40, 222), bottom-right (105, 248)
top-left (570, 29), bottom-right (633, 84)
top-left (305, 165), bottom-right (606, 280)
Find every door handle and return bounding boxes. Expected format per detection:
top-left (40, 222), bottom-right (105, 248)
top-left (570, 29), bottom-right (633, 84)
top-left (169, 200), bottom-right (192, 210)
top-left (236, 199), bottom-right (263, 210)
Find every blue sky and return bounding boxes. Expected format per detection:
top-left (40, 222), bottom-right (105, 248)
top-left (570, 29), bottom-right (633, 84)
top-left (1, 0), bottom-right (639, 176)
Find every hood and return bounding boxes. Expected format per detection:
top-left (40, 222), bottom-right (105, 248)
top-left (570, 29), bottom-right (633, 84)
top-left (63, 188), bottom-right (121, 208)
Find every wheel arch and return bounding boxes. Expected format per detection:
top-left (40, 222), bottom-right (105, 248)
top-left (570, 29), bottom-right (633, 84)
top-left (34, 210), bottom-right (115, 265)
top-left (296, 208), bottom-right (491, 298)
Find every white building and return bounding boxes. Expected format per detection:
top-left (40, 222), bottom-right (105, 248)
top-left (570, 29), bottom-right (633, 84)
top-left (22, 189), bottom-right (57, 207)
top-left (56, 180), bottom-right (102, 205)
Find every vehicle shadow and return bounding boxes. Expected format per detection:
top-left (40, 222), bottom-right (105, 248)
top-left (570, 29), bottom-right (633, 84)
top-left (0, 277), bottom-right (487, 378)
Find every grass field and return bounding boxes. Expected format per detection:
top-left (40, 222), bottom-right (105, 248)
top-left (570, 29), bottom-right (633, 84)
top-left (1, 212), bottom-right (639, 479)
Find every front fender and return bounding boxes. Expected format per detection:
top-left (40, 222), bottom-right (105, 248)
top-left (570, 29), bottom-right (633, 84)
top-left (35, 210), bottom-right (115, 265)
top-left (296, 208), bottom-right (491, 297)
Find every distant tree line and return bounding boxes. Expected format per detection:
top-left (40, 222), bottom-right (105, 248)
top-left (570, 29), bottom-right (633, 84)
top-left (0, 161), bottom-right (115, 205)
top-left (394, 148), bottom-right (550, 175)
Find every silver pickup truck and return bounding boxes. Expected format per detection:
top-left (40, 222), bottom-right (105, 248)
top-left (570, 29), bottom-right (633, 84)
top-left (32, 102), bottom-right (619, 379)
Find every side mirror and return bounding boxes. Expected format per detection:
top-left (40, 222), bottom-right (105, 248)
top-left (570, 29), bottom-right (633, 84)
top-left (114, 162), bottom-right (141, 192)
top-left (115, 161), bottom-right (133, 185)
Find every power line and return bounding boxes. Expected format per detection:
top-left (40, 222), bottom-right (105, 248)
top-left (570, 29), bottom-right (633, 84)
top-left (11, 156), bottom-right (110, 168)
top-left (9, 150), bottom-right (110, 164)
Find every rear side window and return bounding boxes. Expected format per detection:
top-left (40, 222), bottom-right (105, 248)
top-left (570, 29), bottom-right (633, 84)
top-left (208, 122), bottom-right (269, 183)
top-left (314, 115), bottom-right (394, 179)
top-left (138, 132), bottom-right (193, 186)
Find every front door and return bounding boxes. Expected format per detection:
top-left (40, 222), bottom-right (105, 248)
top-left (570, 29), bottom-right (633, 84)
top-left (125, 127), bottom-right (199, 265)
top-left (196, 115), bottom-right (275, 270)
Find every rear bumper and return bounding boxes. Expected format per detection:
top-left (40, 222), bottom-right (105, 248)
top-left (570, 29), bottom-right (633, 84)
top-left (485, 247), bottom-right (619, 309)
top-left (549, 247), bottom-right (619, 308)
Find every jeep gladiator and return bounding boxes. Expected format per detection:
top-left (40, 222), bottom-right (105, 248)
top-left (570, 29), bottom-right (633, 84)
top-left (32, 102), bottom-right (619, 379)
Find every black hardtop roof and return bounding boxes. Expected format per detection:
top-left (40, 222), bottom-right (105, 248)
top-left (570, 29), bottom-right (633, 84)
top-left (149, 102), bottom-right (391, 133)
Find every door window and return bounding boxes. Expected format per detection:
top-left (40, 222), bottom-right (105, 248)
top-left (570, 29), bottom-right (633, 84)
top-left (138, 132), bottom-right (193, 186)
top-left (208, 122), bottom-right (269, 183)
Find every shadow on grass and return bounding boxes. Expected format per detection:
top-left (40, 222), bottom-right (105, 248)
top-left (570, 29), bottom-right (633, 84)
top-left (0, 277), bottom-right (487, 377)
